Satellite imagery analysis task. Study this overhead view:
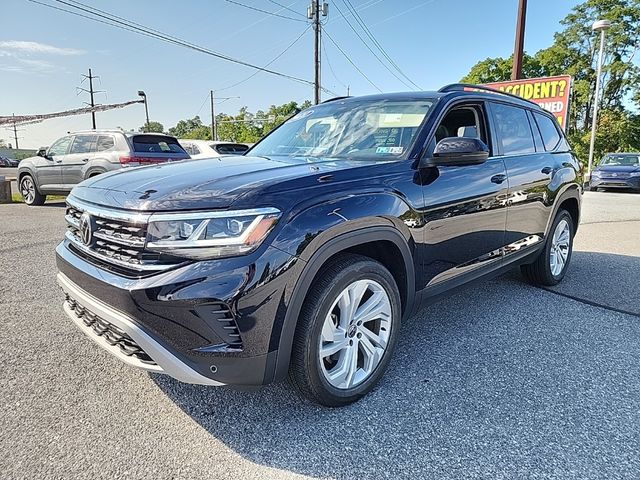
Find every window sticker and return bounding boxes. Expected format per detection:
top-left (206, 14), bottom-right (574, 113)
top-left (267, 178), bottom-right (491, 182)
top-left (376, 146), bottom-right (404, 154)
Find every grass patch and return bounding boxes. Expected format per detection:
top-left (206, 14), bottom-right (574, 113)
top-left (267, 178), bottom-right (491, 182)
top-left (11, 193), bottom-right (67, 203)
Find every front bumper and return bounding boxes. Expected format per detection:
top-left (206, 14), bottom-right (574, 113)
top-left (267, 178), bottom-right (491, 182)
top-left (56, 238), bottom-right (296, 386)
top-left (58, 272), bottom-right (224, 385)
top-left (590, 175), bottom-right (640, 189)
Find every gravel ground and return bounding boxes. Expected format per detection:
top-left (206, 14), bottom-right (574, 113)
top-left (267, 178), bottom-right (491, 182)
top-left (1, 192), bottom-right (639, 480)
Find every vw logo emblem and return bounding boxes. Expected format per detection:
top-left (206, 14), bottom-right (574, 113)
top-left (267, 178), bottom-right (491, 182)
top-left (79, 212), bottom-right (93, 246)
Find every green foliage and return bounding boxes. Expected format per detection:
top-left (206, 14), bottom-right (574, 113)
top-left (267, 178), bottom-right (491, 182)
top-left (461, 0), bottom-right (640, 164)
top-left (0, 139), bottom-right (6, 148)
top-left (168, 101), bottom-right (311, 143)
top-left (168, 116), bottom-right (209, 139)
top-left (139, 121), bottom-right (164, 133)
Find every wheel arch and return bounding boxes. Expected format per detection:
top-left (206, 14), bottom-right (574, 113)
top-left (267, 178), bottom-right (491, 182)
top-left (270, 226), bottom-right (415, 382)
top-left (545, 184), bottom-right (581, 236)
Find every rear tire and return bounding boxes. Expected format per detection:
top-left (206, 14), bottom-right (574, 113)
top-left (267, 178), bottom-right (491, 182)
top-left (288, 254), bottom-right (401, 407)
top-left (20, 174), bottom-right (46, 206)
top-left (521, 209), bottom-right (574, 286)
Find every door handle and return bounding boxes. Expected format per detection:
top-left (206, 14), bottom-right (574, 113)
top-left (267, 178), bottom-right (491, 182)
top-left (82, 158), bottom-right (89, 163)
top-left (490, 174), bottom-right (507, 184)
top-left (54, 159), bottom-right (62, 163)
top-left (541, 166), bottom-right (553, 175)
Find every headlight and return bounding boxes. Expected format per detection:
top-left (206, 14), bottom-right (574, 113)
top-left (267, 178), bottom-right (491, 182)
top-left (147, 207), bottom-right (280, 259)
top-left (629, 171), bottom-right (640, 177)
top-left (591, 170), bottom-right (601, 176)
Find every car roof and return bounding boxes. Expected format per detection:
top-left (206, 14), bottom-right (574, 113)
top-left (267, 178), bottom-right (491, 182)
top-left (69, 129), bottom-right (176, 138)
top-left (322, 88), bottom-right (544, 112)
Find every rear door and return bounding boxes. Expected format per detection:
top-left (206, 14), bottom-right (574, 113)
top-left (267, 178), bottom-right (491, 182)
top-left (490, 102), bottom-right (558, 249)
top-left (38, 136), bottom-right (71, 189)
top-left (62, 134), bottom-right (97, 187)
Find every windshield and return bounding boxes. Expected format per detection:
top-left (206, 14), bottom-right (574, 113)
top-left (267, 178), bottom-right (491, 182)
top-left (601, 154), bottom-right (640, 166)
top-left (250, 99), bottom-right (435, 159)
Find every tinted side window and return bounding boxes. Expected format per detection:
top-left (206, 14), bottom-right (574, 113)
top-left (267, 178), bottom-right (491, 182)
top-left (96, 135), bottom-right (115, 152)
top-left (70, 135), bottom-right (97, 154)
top-left (48, 136), bottom-right (72, 156)
top-left (492, 103), bottom-right (535, 155)
top-left (533, 112), bottom-right (561, 151)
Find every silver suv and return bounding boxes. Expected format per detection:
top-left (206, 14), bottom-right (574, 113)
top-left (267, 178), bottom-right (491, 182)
top-left (18, 130), bottom-right (189, 205)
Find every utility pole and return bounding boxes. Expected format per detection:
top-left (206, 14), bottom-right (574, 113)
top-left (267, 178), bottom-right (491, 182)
top-left (210, 90), bottom-right (216, 141)
top-left (209, 91), bottom-right (240, 141)
top-left (308, 1), bottom-right (328, 104)
top-left (12, 114), bottom-right (19, 149)
top-left (511, 0), bottom-right (527, 80)
top-left (78, 68), bottom-right (104, 129)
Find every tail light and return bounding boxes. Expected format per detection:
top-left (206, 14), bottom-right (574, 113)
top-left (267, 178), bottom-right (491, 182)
top-left (119, 156), bottom-right (176, 166)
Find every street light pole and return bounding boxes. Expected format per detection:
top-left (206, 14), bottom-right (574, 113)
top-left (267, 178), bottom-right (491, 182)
top-left (210, 90), bottom-right (216, 141)
top-left (138, 91), bottom-right (150, 131)
top-left (587, 19), bottom-right (611, 184)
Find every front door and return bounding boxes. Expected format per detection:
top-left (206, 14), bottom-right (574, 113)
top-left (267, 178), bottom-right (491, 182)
top-left (62, 134), bottom-right (97, 187)
top-left (418, 102), bottom-right (508, 290)
top-left (37, 136), bottom-right (72, 190)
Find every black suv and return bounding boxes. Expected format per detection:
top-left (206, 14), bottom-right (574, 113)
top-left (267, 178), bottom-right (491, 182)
top-left (56, 85), bottom-right (581, 406)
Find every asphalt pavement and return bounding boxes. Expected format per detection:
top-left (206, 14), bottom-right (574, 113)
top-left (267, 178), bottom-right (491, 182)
top-left (0, 192), bottom-right (638, 479)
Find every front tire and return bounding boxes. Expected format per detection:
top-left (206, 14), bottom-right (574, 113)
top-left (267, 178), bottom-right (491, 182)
top-left (521, 209), bottom-right (574, 286)
top-left (20, 174), bottom-right (46, 206)
top-left (288, 254), bottom-right (401, 407)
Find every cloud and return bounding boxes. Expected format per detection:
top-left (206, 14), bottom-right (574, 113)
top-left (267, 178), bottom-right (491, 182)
top-left (0, 40), bottom-right (85, 56)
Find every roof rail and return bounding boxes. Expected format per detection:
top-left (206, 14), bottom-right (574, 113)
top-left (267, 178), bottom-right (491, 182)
top-left (321, 96), bottom-right (351, 104)
top-left (438, 83), bottom-right (541, 109)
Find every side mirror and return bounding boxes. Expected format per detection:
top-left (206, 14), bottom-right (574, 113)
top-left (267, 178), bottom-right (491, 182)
top-left (426, 137), bottom-right (489, 166)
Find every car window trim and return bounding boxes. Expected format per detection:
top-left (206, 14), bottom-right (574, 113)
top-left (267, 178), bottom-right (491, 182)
top-left (487, 100), bottom-right (538, 158)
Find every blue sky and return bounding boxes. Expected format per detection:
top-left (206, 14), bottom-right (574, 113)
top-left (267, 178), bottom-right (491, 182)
top-left (1, 0), bottom-right (580, 148)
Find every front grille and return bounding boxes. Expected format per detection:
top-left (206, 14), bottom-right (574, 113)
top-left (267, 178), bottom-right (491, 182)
top-left (66, 293), bottom-right (156, 365)
top-left (65, 200), bottom-right (179, 274)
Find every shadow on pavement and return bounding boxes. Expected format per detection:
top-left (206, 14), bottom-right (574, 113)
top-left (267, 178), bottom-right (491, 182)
top-left (152, 252), bottom-right (640, 479)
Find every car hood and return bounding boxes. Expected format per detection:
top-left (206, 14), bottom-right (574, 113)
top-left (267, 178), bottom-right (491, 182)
top-left (70, 155), bottom-right (380, 211)
top-left (596, 165), bottom-right (640, 173)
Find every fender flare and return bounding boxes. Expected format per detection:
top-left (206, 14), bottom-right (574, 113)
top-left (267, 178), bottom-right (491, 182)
top-left (270, 225), bottom-right (416, 382)
top-left (544, 184), bottom-right (581, 237)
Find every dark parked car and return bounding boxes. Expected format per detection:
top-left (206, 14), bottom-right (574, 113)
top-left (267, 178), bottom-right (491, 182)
top-left (17, 130), bottom-right (189, 205)
top-left (0, 156), bottom-right (19, 167)
top-left (590, 153), bottom-right (640, 192)
top-left (56, 85), bottom-right (582, 406)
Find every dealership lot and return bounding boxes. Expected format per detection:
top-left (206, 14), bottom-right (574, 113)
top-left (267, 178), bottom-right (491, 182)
top-left (1, 192), bottom-right (638, 479)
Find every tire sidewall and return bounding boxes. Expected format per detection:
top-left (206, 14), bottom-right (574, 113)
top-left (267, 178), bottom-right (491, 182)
top-left (304, 261), bottom-right (401, 403)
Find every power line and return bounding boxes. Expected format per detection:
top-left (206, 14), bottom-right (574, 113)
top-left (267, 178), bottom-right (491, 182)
top-left (323, 29), bottom-right (382, 92)
top-left (265, 0), bottom-right (307, 18)
top-left (341, 0), bottom-right (421, 90)
top-left (323, 42), bottom-right (348, 91)
top-left (222, 0), bottom-right (306, 22)
top-left (27, 0), bottom-right (317, 88)
top-left (370, 0), bottom-right (437, 27)
top-left (331, 0), bottom-right (415, 90)
top-left (218, 25), bottom-right (314, 91)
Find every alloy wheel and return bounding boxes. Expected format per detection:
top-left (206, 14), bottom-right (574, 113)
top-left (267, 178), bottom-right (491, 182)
top-left (549, 219), bottom-right (570, 276)
top-left (21, 177), bottom-right (35, 204)
top-left (318, 279), bottom-right (392, 389)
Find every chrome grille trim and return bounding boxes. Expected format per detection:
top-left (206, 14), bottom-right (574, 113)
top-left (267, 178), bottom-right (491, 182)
top-left (66, 195), bottom-right (151, 224)
top-left (65, 230), bottom-right (171, 271)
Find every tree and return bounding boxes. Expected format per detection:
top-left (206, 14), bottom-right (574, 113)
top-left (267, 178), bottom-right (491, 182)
top-left (168, 116), bottom-right (208, 139)
top-left (461, 0), bottom-right (640, 164)
top-left (0, 139), bottom-right (6, 148)
top-left (139, 121), bottom-right (164, 133)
